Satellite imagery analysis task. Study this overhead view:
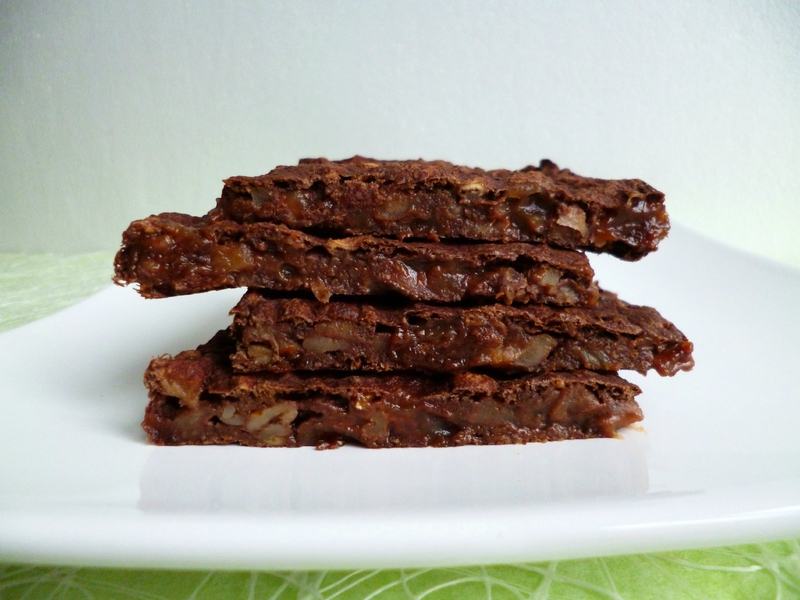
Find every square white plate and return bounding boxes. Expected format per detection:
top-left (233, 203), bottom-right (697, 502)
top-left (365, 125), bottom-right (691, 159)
top-left (1, 224), bottom-right (799, 570)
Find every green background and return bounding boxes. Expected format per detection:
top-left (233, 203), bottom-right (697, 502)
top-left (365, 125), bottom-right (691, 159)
top-left (3, 541), bottom-right (800, 600)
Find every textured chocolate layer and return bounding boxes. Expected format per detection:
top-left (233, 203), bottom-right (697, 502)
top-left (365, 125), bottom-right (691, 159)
top-left (230, 290), bottom-right (694, 376)
top-left (219, 156), bottom-right (669, 260)
top-left (114, 213), bottom-right (598, 305)
top-left (143, 331), bottom-right (643, 449)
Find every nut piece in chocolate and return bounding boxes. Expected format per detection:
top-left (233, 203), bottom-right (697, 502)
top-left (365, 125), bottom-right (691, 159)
top-left (230, 290), bottom-right (694, 376)
top-left (219, 156), bottom-right (669, 260)
top-left (113, 213), bottom-right (599, 305)
top-left (143, 330), bottom-right (644, 449)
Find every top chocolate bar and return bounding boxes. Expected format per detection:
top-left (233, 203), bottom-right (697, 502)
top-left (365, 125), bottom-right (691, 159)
top-left (218, 157), bottom-right (669, 260)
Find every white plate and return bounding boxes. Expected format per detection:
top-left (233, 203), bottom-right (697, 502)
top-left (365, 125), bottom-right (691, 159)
top-left (1, 224), bottom-right (799, 570)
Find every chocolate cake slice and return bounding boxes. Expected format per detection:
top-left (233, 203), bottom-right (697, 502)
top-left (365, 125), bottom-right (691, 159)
top-left (230, 290), bottom-right (694, 376)
top-left (218, 156), bottom-right (669, 260)
top-left (113, 213), bottom-right (598, 305)
top-left (143, 330), bottom-right (643, 449)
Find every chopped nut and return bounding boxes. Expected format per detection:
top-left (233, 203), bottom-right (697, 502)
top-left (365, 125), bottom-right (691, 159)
top-left (556, 205), bottom-right (588, 237)
top-left (248, 402), bottom-right (299, 445)
top-left (325, 238), bottom-right (361, 251)
top-left (505, 184), bottom-right (534, 199)
top-left (313, 320), bottom-right (361, 341)
top-left (246, 343), bottom-right (275, 366)
top-left (460, 181), bottom-right (487, 195)
top-left (220, 405), bottom-right (245, 426)
top-left (159, 380), bottom-right (199, 407)
top-left (446, 203), bottom-right (462, 218)
top-left (309, 281), bottom-right (332, 303)
top-left (532, 266), bottom-right (561, 289)
top-left (470, 400), bottom-right (514, 425)
top-left (361, 411), bottom-right (389, 440)
top-left (246, 402), bottom-right (298, 433)
top-left (578, 347), bottom-right (615, 371)
top-left (158, 362), bottom-right (204, 408)
top-left (514, 334), bottom-right (558, 368)
top-left (374, 197), bottom-right (411, 221)
top-left (171, 406), bottom-right (206, 436)
top-left (303, 336), bottom-right (350, 353)
top-left (210, 245), bottom-right (254, 272)
top-left (252, 323), bottom-right (279, 339)
top-left (258, 423), bottom-right (293, 445)
top-left (553, 284), bottom-right (579, 305)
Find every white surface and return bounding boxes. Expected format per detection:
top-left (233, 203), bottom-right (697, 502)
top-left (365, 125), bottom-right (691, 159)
top-left (1, 224), bottom-right (800, 570)
top-left (2, 1), bottom-right (800, 268)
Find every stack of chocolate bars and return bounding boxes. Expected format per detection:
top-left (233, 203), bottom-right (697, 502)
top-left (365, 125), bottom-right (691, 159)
top-left (114, 157), bottom-right (694, 448)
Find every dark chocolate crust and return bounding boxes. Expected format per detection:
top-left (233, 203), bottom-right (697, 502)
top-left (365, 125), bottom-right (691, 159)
top-left (230, 290), bottom-right (694, 376)
top-left (218, 156), bottom-right (669, 260)
top-left (143, 331), bottom-right (643, 448)
top-left (113, 213), bottom-right (599, 305)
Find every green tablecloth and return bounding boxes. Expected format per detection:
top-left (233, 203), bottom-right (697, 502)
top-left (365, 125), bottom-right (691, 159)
top-left (1, 253), bottom-right (798, 599)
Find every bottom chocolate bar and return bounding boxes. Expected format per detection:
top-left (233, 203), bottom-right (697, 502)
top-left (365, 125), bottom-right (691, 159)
top-left (143, 331), bottom-right (643, 449)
